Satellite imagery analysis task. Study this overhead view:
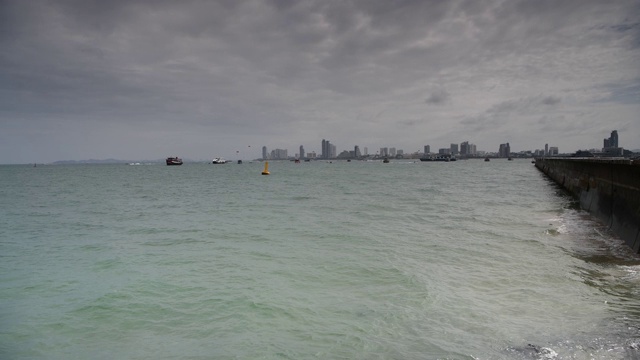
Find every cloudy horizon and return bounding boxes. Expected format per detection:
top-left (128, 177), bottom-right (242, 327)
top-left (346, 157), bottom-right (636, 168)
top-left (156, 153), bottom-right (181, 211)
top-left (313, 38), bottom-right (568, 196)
top-left (1, 0), bottom-right (639, 163)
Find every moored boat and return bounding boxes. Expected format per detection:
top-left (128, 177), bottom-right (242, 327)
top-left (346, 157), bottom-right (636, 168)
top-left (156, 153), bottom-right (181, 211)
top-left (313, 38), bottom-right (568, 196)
top-left (166, 157), bottom-right (183, 166)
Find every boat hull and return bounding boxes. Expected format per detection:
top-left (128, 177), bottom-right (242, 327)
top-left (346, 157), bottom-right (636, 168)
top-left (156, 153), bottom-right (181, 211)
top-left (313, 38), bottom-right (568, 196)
top-left (420, 157), bottom-right (456, 162)
top-left (166, 158), bottom-right (183, 166)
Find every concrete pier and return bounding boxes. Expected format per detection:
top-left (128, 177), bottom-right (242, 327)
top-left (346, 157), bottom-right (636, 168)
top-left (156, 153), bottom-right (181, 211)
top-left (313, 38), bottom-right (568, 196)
top-left (535, 157), bottom-right (640, 253)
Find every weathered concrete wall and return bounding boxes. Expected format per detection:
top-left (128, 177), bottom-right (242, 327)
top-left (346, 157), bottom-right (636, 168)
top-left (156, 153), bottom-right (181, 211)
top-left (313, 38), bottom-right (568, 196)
top-left (535, 158), bottom-right (640, 253)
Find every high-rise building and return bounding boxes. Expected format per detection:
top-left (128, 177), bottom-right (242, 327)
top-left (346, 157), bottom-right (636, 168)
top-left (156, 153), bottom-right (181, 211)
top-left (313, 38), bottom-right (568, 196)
top-left (299, 145), bottom-right (305, 159)
top-left (321, 139), bottom-right (326, 159)
top-left (460, 141), bottom-right (469, 155)
top-left (262, 146), bottom-right (268, 160)
top-left (603, 130), bottom-right (619, 149)
top-left (321, 139), bottom-right (334, 159)
top-left (354, 145), bottom-right (361, 158)
top-left (363, 147), bottom-right (368, 155)
top-left (389, 148), bottom-right (396, 157)
top-left (603, 130), bottom-right (622, 154)
top-left (549, 147), bottom-right (559, 155)
top-left (424, 145), bottom-right (430, 154)
top-left (450, 143), bottom-right (459, 155)
top-left (545, 144), bottom-right (548, 156)
top-left (270, 148), bottom-right (288, 160)
top-left (499, 143), bottom-right (511, 158)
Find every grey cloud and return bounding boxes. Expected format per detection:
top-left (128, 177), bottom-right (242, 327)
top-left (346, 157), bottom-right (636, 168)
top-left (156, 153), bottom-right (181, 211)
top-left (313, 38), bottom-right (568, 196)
top-left (486, 95), bottom-right (563, 115)
top-left (0, 0), bottom-right (639, 163)
top-left (542, 96), bottom-right (561, 105)
top-left (425, 89), bottom-right (451, 105)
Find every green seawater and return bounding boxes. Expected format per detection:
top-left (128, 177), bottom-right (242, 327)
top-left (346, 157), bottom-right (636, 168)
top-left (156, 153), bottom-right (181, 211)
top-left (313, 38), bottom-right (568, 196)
top-left (1, 160), bottom-right (639, 359)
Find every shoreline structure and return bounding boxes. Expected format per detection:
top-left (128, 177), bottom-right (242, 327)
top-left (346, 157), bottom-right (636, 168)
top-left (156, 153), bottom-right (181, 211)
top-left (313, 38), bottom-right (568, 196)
top-left (535, 157), bottom-right (640, 253)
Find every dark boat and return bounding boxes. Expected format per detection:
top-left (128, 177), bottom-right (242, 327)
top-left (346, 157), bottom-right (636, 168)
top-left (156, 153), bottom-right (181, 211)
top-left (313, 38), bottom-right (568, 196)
top-left (166, 157), bottom-right (183, 166)
top-left (237, 160), bottom-right (243, 164)
top-left (420, 155), bottom-right (456, 162)
top-left (383, 158), bottom-right (390, 163)
top-left (484, 157), bottom-right (490, 162)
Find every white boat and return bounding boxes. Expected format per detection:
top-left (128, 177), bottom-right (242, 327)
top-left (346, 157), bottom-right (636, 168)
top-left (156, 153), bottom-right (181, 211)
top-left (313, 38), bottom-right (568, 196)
top-left (212, 158), bottom-right (228, 164)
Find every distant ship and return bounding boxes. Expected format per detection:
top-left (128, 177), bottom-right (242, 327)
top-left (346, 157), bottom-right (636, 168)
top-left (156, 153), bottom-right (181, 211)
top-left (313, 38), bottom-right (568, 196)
top-left (420, 155), bottom-right (457, 162)
top-left (212, 158), bottom-right (228, 164)
top-left (166, 157), bottom-right (183, 166)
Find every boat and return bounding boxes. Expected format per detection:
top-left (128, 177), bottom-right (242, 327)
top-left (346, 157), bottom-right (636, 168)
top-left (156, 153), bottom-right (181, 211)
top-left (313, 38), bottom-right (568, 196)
top-left (261, 161), bottom-right (270, 175)
top-left (212, 158), bottom-right (228, 164)
top-left (166, 157), bottom-right (183, 166)
top-left (420, 155), bottom-right (457, 162)
top-left (484, 157), bottom-right (490, 162)
top-left (383, 158), bottom-right (390, 163)
top-left (508, 157), bottom-right (513, 161)
top-left (237, 160), bottom-right (243, 164)
top-left (294, 159), bottom-right (300, 163)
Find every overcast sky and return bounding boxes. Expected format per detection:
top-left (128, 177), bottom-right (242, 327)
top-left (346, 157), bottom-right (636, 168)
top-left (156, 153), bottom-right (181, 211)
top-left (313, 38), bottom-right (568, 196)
top-left (1, 0), bottom-right (638, 163)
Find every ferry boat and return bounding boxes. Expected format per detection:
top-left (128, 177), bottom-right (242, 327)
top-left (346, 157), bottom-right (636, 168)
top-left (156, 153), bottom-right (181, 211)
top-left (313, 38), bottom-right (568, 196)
top-left (166, 157), bottom-right (183, 166)
top-left (420, 155), bottom-right (457, 162)
top-left (212, 158), bottom-right (228, 164)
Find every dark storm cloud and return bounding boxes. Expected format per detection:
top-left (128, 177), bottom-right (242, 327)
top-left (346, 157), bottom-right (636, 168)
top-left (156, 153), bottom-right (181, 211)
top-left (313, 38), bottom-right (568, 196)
top-left (1, 0), bottom-right (639, 163)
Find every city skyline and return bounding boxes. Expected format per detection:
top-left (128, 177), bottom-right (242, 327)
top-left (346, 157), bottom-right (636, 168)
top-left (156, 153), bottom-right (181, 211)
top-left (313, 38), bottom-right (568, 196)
top-left (1, 1), bottom-right (638, 164)
top-left (260, 128), bottom-right (631, 160)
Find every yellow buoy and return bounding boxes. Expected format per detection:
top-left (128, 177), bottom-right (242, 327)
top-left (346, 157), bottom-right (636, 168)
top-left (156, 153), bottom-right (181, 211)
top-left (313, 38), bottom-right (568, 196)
top-left (261, 161), bottom-right (270, 175)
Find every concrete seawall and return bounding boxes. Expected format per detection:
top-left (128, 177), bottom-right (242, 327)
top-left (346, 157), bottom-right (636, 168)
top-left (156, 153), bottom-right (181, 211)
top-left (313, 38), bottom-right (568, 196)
top-left (535, 158), bottom-right (640, 253)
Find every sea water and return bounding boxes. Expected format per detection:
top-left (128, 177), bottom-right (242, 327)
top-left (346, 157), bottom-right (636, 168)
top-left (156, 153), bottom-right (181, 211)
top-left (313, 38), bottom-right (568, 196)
top-left (1, 160), bottom-right (639, 359)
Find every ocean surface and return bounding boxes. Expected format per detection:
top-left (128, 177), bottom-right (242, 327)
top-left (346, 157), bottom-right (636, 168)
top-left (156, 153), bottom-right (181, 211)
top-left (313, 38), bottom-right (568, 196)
top-left (1, 159), bottom-right (640, 359)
